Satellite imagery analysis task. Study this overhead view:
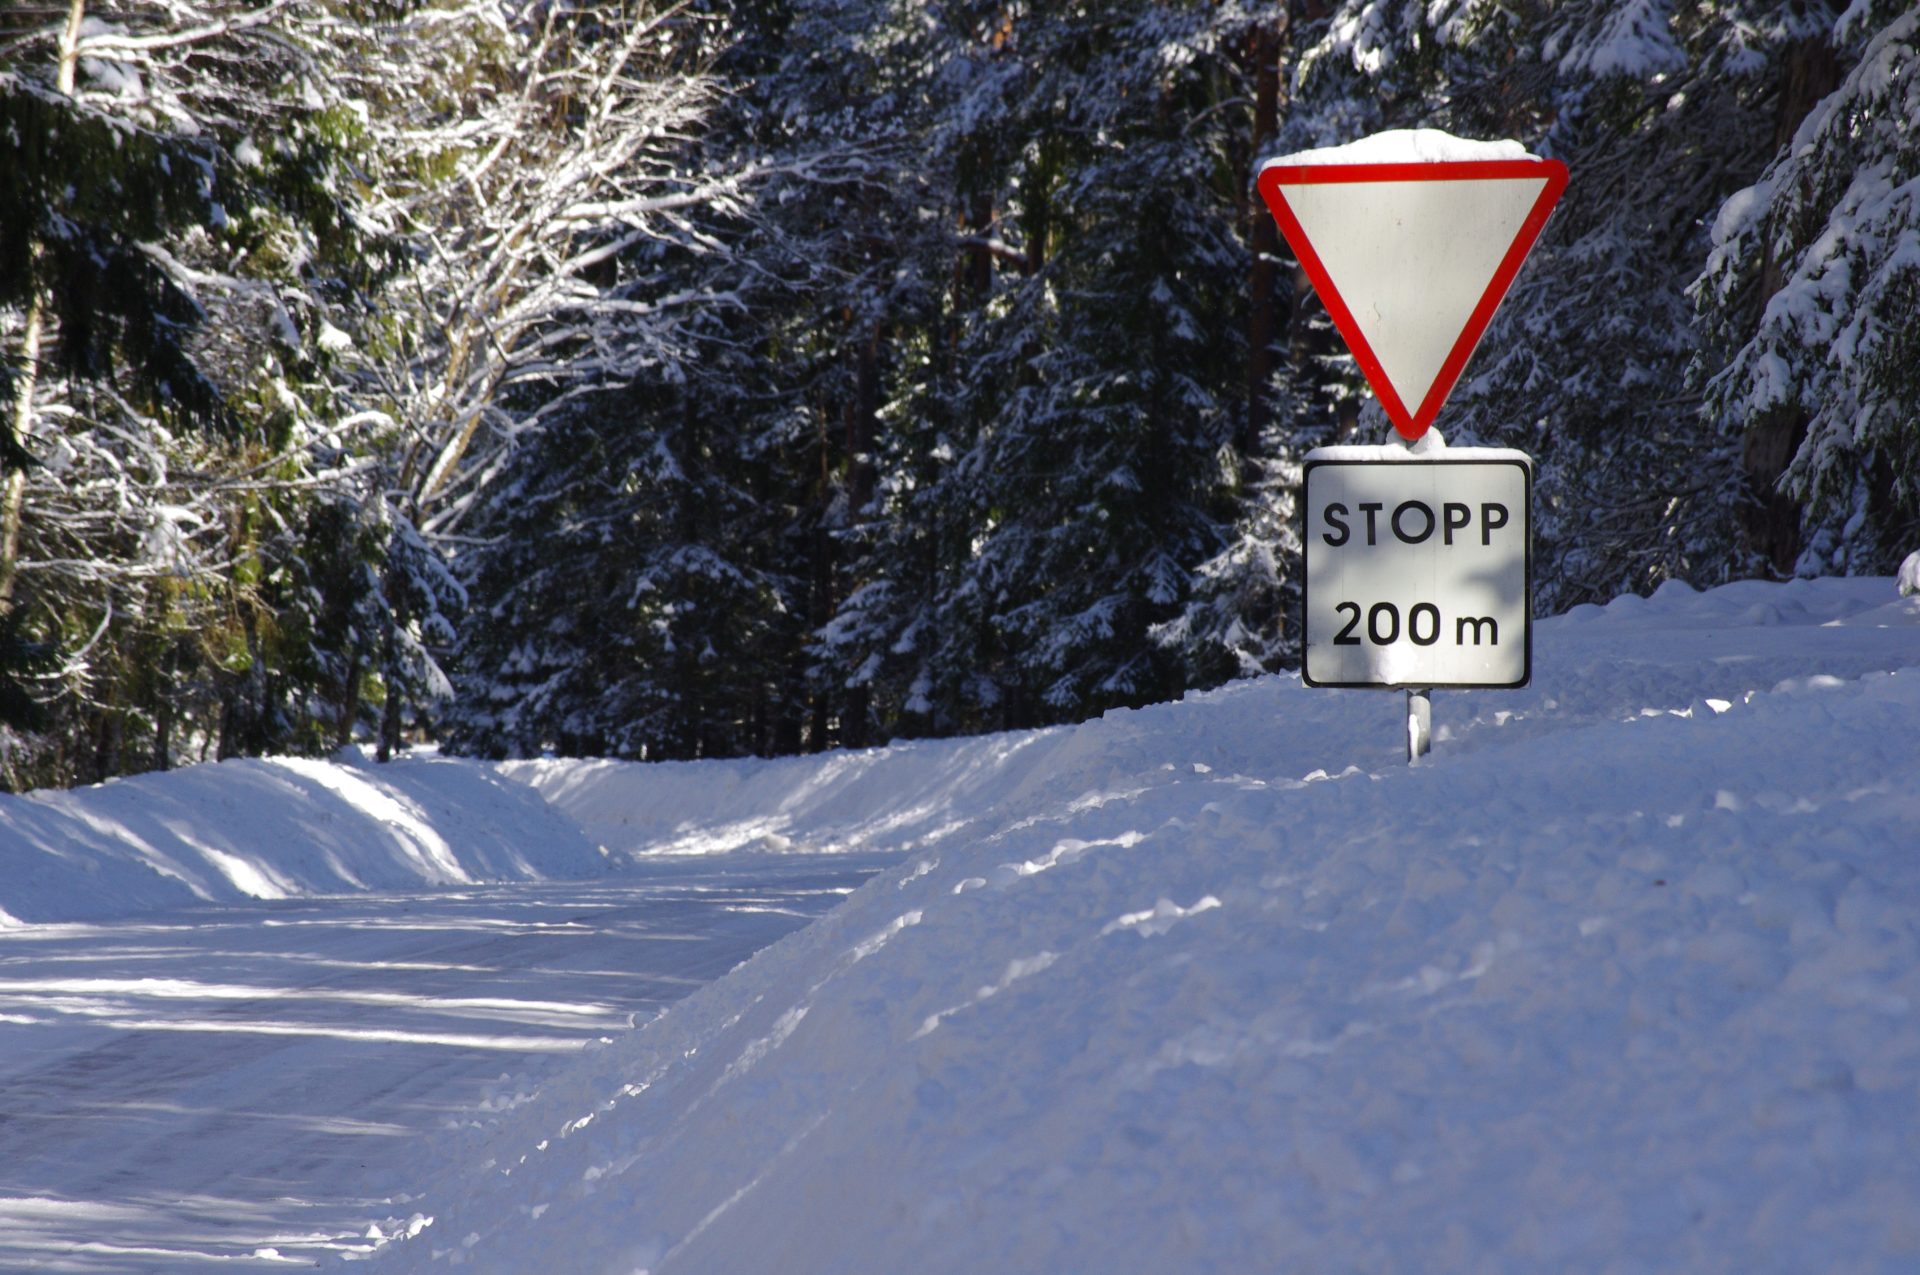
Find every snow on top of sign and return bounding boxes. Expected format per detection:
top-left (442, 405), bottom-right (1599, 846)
top-left (1306, 444), bottom-right (1533, 464)
top-left (1263, 128), bottom-right (1535, 170)
top-left (1305, 429), bottom-right (1530, 465)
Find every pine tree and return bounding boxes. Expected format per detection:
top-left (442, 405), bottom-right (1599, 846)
top-left (846, 2), bottom-right (1249, 729)
top-left (1157, 3), bottom-right (1317, 687)
top-left (1437, 0), bottom-right (1784, 609)
top-left (441, 0), bottom-right (930, 759)
top-left (1694, 3), bottom-right (1920, 577)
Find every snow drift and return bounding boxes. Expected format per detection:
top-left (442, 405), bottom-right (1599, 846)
top-left (0, 750), bottom-right (606, 925)
top-left (352, 576), bottom-right (1920, 1274)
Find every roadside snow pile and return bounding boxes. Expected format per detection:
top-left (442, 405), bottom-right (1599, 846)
top-left (0, 749), bottom-right (605, 925)
top-left (502, 685), bottom-right (1332, 864)
top-left (358, 576), bottom-right (1920, 1275)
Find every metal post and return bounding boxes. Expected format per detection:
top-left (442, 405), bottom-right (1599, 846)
top-left (1407, 688), bottom-right (1431, 764)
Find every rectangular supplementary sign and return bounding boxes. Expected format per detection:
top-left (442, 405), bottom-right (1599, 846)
top-left (1302, 455), bottom-right (1530, 689)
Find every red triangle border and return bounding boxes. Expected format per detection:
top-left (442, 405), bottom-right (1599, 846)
top-left (1256, 158), bottom-right (1569, 441)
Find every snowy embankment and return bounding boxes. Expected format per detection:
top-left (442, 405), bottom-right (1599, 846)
top-left (352, 576), bottom-right (1920, 1274)
top-left (0, 751), bottom-right (606, 925)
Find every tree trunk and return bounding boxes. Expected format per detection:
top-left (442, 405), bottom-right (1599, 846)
top-left (334, 651), bottom-right (361, 750)
top-left (849, 326), bottom-right (880, 519)
top-left (93, 702), bottom-right (121, 785)
top-left (153, 682), bottom-right (173, 772)
top-left (378, 579), bottom-right (408, 763)
top-left (961, 134), bottom-right (995, 306)
top-left (806, 436), bottom-right (833, 754)
top-left (1244, 18), bottom-right (1284, 458)
top-left (1741, 25), bottom-right (1844, 575)
top-left (377, 659), bottom-right (400, 761)
top-left (151, 621), bottom-right (175, 772)
top-left (840, 325), bottom-right (883, 749)
top-left (225, 608), bottom-right (267, 760)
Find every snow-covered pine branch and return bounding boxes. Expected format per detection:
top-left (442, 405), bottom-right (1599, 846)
top-left (1694, 7), bottom-right (1920, 577)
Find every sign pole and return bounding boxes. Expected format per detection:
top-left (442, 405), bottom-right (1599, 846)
top-left (1406, 688), bottom-right (1431, 764)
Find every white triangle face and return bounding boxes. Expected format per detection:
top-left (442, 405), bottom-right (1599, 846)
top-left (1279, 176), bottom-right (1548, 414)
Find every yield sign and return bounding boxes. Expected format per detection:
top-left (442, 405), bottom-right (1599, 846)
top-left (1257, 153), bottom-right (1567, 441)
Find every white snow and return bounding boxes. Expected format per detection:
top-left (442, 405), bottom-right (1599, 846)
top-left (317, 319), bottom-right (356, 354)
top-left (1307, 427), bottom-right (1531, 465)
top-left (4, 576), bottom-right (1920, 1272)
top-left (0, 749), bottom-right (607, 924)
top-left (1263, 128), bottom-right (1537, 170)
top-left (1547, 0), bottom-right (1687, 80)
top-left (356, 574), bottom-right (1919, 1274)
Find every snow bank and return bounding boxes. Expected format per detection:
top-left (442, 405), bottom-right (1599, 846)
top-left (502, 681), bottom-right (1339, 865)
top-left (0, 749), bottom-right (606, 924)
top-left (357, 576), bottom-right (1920, 1274)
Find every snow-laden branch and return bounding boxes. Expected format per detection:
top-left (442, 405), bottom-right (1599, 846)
top-left (329, 0), bottom-right (756, 514)
top-left (72, 0), bottom-right (296, 56)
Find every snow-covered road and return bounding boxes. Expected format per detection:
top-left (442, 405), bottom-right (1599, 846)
top-left (0, 855), bottom-right (894, 1271)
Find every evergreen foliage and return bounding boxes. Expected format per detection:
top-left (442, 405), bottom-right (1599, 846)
top-left (0, 0), bottom-right (394, 785)
top-left (1694, 5), bottom-right (1920, 576)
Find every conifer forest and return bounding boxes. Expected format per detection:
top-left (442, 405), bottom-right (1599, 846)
top-left (1, 0), bottom-right (1915, 788)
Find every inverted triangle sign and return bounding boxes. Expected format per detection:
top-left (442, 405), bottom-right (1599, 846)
top-left (1258, 158), bottom-right (1567, 440)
